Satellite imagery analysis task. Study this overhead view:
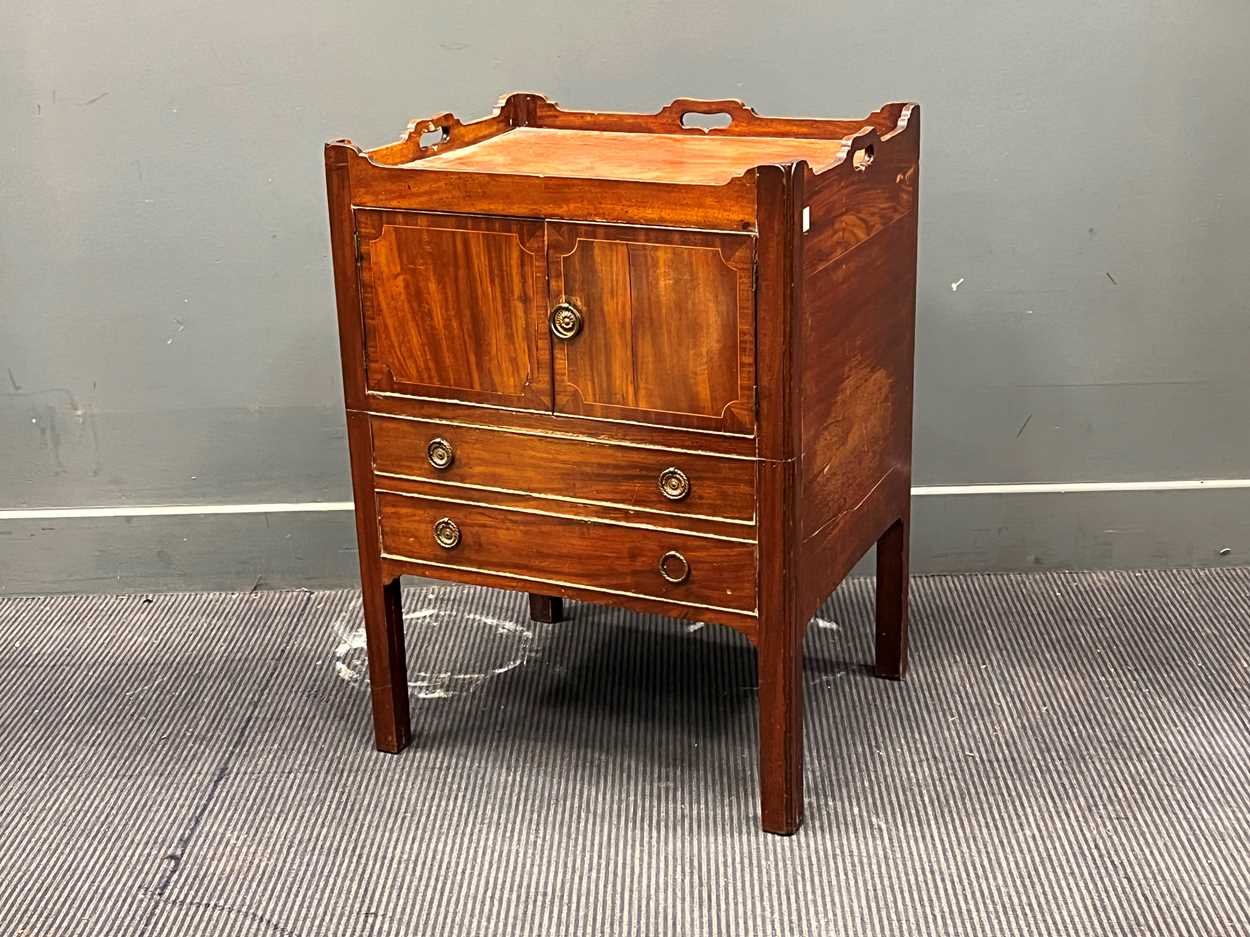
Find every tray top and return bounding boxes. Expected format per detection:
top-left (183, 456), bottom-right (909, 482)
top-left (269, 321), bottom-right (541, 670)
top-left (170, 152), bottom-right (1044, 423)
top-left (401, 127), bottom-right (851, 185)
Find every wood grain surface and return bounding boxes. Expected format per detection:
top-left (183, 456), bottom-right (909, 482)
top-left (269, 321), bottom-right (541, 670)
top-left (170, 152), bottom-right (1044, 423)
top-left (357, 210), bottom-right (549, 409)
top-left (527, 94), bottom-right (912, 143)
top-left (348, 160), bottom-right (759, 232)
top-left (365, 393), bottom-right (758, 457)
top-left (325, 146), bottom-right (411, 753)
top-left (795, 108), bottom-right (919, 624)
top-left (377, 491), bottom-right (758, 614)
top-left (753, 164), bottom-right (807, 834)
top-left (548, 223), bottom-right (755, 433)
top-left (374, 471), bottom-right (751, 542)
top-left (413, 127), bottom-right (852, 184)
top-left (370, 414), bottom-right (756, 523)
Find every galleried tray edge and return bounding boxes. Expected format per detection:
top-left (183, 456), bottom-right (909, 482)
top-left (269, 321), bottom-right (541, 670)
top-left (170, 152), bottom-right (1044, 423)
top-left (326, 92), bottom-right (918, 230)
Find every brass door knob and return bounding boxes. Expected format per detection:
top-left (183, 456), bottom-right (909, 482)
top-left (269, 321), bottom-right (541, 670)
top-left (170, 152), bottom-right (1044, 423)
top-left (659, 550), bottom-right (690, 584)
top-left (549, 302), bottom-right (583, 340)
top-left (433, 517), bottom-right (460, 549)
top-left (426, 437), bottom-right (454, 470)
top-left (658, 467), bottom-right (690, 501)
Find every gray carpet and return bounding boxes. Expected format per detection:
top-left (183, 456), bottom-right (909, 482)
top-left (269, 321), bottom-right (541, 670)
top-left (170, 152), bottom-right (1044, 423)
top-left (1, 568), bottom-right (1248, 936)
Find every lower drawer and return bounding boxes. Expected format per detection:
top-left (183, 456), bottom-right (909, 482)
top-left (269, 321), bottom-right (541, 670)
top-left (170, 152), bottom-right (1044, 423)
top-left (376, 491), bottom-right (757, 614)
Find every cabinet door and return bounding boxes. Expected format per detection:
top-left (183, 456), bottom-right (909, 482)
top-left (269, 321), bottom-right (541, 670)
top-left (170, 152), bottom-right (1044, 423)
top-left (356, 210), bottom-right (550, 410)
top-left (546, 223), bottom-right (755, 434)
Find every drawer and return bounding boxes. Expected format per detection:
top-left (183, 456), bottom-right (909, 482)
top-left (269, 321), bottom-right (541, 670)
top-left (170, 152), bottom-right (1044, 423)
top-left (370, 414), bottom-right (755, 523)
top-left (376, 491), bottom-right (757, 614)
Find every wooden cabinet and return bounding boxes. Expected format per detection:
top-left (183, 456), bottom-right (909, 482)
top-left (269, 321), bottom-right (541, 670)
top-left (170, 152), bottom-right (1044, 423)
top-left (326, 93), bottom-right (920, 834)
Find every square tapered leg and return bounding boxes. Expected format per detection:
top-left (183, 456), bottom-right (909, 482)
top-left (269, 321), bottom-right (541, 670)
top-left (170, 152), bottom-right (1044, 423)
top-left (757, 608), bottom-right (805, 835)
top-left (362, 576), bottom-right (412, 752)
top-left (874, 516), bottom-right (910, 680)
top-left (527, 593), bottom-right (564, 623)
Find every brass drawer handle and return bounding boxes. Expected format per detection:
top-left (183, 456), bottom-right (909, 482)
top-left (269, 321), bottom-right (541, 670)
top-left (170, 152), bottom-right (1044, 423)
top-left (549, 302), bottom-right (583, 340)
top-left (658, 467), bottom-right (690, 501)
top-left (433, 517), bottom-right (460, 549)
top-left (426, 437), bottom-right (454, 470)
top-left (659, 550), bottom-right (689, 584)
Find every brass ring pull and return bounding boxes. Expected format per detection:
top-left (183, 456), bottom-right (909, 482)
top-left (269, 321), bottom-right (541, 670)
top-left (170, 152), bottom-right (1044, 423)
top-left (433, 517), bottom-right (460, 549)
top-left (659, 550), bottom-right (689, 584)
top-left (549, 302), bottom-right (583, 340)
top-left (658, 467), bottom-right (690, 501)
top-left (426, 437), bottom-right (454, 470)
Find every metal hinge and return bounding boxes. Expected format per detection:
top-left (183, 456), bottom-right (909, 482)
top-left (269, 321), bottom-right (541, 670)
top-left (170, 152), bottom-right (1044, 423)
top-left (353, 230), bottom-right (361, 264)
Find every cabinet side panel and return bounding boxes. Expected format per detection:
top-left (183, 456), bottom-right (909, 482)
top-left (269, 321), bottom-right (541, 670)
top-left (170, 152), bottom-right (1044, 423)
top-left (802, 128), bottom-right (919, 276)
top-left (796, 118), bottom-right (919, 621)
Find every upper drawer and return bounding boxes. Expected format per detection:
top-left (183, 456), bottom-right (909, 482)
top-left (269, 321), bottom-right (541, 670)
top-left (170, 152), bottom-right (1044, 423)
top-left (370, 414), bottom-right (755, 524)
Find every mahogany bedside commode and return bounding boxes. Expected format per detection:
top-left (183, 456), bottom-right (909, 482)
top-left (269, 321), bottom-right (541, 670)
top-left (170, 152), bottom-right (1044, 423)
top-left (325, 93), bottom-right (919, 834)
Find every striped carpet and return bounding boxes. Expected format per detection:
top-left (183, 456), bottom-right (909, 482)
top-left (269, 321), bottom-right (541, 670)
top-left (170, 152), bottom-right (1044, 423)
top-left (0, 568), bottom-right (1247, 936)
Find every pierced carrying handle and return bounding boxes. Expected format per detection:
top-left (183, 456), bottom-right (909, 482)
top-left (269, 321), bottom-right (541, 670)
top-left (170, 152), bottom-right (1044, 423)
top-left (406, 112), bottom-right (461, 153)
top-left (659, 97), bottom-right (759, 130)
top-left (842, 127), bottom-right (883, 172)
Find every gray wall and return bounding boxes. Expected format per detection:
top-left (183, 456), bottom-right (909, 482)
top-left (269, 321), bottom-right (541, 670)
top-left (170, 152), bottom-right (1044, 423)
top-left (3, 1), bottom-right (1248, 593)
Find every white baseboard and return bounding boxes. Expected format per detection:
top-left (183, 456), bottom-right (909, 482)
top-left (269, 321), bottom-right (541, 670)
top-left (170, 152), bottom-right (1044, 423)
top-left (2, 481), bottom-right (1246, 593)
top-left (4, 478), bottom-right (1249, 521)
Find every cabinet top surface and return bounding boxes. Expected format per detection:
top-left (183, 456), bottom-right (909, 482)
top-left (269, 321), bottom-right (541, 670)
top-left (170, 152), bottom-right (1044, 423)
top-left (338, 95), bottom-right (917, 197)
top-left (403, 127), bottom-right (851, 185)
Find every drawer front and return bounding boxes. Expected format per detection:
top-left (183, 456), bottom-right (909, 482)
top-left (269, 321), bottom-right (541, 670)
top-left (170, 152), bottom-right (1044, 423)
top-left (370, 414), bottom-right (755, 523)
top-left (377, 492), bottom-right (757, 614)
